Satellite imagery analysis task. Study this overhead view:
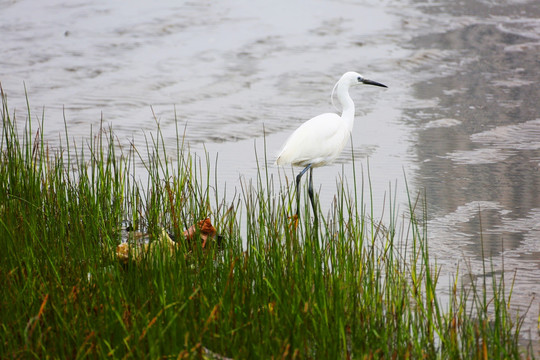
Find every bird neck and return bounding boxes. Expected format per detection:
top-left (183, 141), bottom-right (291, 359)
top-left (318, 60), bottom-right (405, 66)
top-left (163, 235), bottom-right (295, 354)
top-left (337, 82), bottom-right (355, 130)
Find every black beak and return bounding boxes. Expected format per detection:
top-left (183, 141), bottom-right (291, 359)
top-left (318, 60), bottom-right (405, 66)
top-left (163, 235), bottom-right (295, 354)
top-left (362, 78), bottom-right (387, 88)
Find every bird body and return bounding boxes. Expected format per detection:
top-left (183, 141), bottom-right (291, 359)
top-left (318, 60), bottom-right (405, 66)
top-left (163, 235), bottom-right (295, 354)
top-left (276, 112), bottom-right (348, 167)
top-left (276, 71), bottom-right (387, 222)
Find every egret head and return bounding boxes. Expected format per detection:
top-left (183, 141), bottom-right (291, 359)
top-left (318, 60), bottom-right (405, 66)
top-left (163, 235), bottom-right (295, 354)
top-left (331, 71), bottom-right (387, 110)
top-left (340, 71), bottom-right (387, 88)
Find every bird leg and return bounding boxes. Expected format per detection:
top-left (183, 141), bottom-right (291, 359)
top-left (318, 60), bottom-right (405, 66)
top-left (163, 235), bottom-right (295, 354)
top-left (296, 164), bottom-right (312, 217)
top-left (308, 167), bottom-right (317, 225)
top-left (308, 168), bottom-right (317, 218)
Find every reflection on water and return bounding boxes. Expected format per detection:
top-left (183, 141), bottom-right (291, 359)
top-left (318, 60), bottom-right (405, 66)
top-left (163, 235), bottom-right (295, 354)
top-left (408, 0), bottom-right (540, 343)
top-left (1, 0), bottom-right (540, 345)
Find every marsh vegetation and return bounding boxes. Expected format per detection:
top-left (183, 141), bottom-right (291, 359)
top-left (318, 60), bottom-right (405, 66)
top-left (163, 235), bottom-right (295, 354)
top-left (0, 93), bottom-right (533, 358)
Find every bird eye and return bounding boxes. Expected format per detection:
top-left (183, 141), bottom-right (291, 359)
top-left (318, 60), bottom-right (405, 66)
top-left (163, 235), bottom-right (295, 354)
top-left (357, 77), bottom-right (363, 82)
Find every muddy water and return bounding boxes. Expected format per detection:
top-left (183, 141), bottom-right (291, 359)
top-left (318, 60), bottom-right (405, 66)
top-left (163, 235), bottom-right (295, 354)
top-left (406, 0), bottom-right (540, 345)
top-left (1, 0), bottom-right (540, 346)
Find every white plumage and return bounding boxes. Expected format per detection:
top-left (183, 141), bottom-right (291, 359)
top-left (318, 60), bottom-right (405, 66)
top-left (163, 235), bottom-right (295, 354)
top-left (277, 112), bottom-right (349, 167)
top-left (276, 71), bottom-right (387, 221)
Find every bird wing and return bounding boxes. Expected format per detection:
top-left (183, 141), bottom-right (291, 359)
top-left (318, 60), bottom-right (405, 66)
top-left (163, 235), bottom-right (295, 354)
top-left (276, 113), bottom-right (350, 167)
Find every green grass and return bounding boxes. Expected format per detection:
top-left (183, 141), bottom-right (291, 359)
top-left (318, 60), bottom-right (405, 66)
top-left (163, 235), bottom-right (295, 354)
top-left (0, 90), bottom-right (534, 359)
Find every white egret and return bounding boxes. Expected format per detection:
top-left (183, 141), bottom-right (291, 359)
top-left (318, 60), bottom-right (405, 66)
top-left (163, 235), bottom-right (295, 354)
top-left (276, 71), bottom-right (387, 221)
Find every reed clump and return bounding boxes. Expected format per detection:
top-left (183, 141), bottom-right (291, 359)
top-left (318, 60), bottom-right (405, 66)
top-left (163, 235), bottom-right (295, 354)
top-left (0, 91), bottom-right (533, 359)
